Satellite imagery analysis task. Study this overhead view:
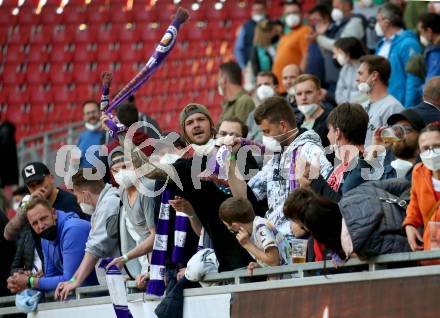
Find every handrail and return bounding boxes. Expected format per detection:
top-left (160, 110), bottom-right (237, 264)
top-left (1, 250), bottom-right (439, 315)
top-left (202, 249), bottom-right (440, 283)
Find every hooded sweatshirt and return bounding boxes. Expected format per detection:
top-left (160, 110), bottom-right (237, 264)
top-left (425, 42), bottom-right (440, 81)
top-left (376, 30), bottom-right (423, 107)
top-left (85, 183), bottom-right (120, 259)
top-left (38, 211), bottom-right (98, 291)
top-left (248, 130), bottom-right (332, 236)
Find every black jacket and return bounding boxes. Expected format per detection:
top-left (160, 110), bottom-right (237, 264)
top-left (10, 224), bottom-right (44, 274)
top-left (339, 179), bottom-right (411, 258)
top-left (0, 121), bottom-right (18, 186)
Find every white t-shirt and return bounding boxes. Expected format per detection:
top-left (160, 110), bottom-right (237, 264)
top-left (250, 216), bottom-right (292, 267)
top-left (362, 94), bottom-right (404, 147)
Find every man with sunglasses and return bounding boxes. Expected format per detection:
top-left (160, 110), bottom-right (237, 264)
top-left (383, 108), bottom-right (427, 179)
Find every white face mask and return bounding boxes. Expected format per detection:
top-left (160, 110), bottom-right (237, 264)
top-left (285, 13), bottom-right (301, 28)
top-left (357, 82), bottom-right (371, 94)
top-left (252, 14), bottom-right (265, 23)
top-left (357, 74), bottom-right (373, 94)
top-left (114, 169), bottom-right (137, 188)
top-left (390, 159), bottom-right (413, 178)
top-left (420, 35), bottom-right (430, 47)
top-left (80, 203), bottom-right (95, 216)
top-left (256, 85), bottom-right (275, 102)
top-left (331, 8), bottom-right (344, 23)
top-left (217, 81), bottom-right (224, 96)
top-left (192, 138), bottom-right (216, 156)
top-left (159, 153), bottom-right (181, 165)
top-left (85, 121), bottom-right (101, 131)
top-left (421, 148), bottom-right (440, 171)
top-left (336, 53), bottom-right (349, 66)
top-left (375, 22), bottom-right (384, 37)
top-left (298, 103), bottom-right (319, 117)
top-left (262, 135), bottom-right (282, 152)
top-left (262, 128), bottom-right (298, 152)
top-left (287, 87), bottom-right (296, 96)
top-left (13, 201), bottom-right (20, 211)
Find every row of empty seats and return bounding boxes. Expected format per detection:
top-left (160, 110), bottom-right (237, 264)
top-left (0, 0), bottom-right (283, 140)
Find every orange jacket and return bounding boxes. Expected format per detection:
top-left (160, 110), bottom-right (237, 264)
top-left (272, 25), bottom-right (311, 92)
top-left (404, 163), bottom-right (440, 249)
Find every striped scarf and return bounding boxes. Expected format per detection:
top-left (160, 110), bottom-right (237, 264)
top-left (99, 258), bottom-right (133, 318)
top-left (147, 189), bottom-right (190, 296)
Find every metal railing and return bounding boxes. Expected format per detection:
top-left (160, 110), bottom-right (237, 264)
top-left (17, 121), bottom-right (83, 186)
top-left (1, 250), bottom-right (440, 315)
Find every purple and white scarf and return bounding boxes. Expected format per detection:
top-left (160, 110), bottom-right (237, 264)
top-left (99, 258), bottom-right (133, 318)
top-left (147, 189), bottom-right (190, 296)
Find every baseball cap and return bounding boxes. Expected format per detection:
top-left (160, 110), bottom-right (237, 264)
top-left (387, 109), bottom-right (426, 132)
top-left (21, 162), bottom-right (50, 185)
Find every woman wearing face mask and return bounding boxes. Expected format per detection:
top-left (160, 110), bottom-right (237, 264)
top-left (333, 37), bottom-right (367, 104)
top-left (250, 19), bottom-right (284, 78)
top-left (404, 122), bottom-right (440, 253)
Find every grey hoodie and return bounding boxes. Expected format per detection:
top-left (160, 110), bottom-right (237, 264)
top-left (85, 183), bottom-right (120, 259)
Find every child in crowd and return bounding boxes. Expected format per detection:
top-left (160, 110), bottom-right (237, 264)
top-left (219, 197), bottom-right (291, 274)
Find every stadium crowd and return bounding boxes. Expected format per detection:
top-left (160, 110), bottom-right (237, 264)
top-left (2, 0), bottom-right (440, 316)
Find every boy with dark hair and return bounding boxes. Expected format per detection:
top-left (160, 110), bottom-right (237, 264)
top-left (219, 197), bottom-right (291, 271)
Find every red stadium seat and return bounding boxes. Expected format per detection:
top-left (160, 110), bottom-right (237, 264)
top-left (8, 26), bottom-right (31, 45)
top-left (7, 87), bottom-right (29, 105)
top-left (205, 6), bottom-right (228, 21)
top-left (49, 63), bottom-right (73, 85)
top-left (5, 44), bottom-right (25, 63)
top-left (72, 63), bottom-right (98, 84)
top-left (26, 64), bottom-right (49, 85)
top-left (74, 27), bottom-right (98, 44)
top-left (87, 6), bottom-right (110, 24)
top-left (51, 25), bottom-right (75, 44)
top-left (97, 28), bottom-right (117, 43)
top-left (50, 44), bottom-right (73, 63)
top-left (137, 23), bottom-right (159, 44)
top-left (28, 44), bottom-right (50, 63)
top-left (28, 85), bottom-right (53, 104)
top-left (63, 6), bottom-right (86, 25)
top-left (29, 103), bottom-right (47, 120)
top-left (118, 24), bottom-right (140, 43)
top-left (29, 26), bottom-right (52, 45)
top-left (119, 43), bottom-right (142, 63)
top-left (74, 84), bottom-right (95, 100)
top-left (96, 43), bottom-right (119, 63)
top-left (120, 62), bottom-right (138, 82)
top-left (6, 104), bottom-right (28, 125)
top-left (111, 8), bottom-right (133, 24)
top-left (41, 5), bottom-right (62, 25)
top-left (53, 85), bottom-right (74, 104)
top-left (18, 6), bottom-right (41, 25)
top-left (1, 64), bottom-right (26, 85)
top-left (227, 2), bottom-right (249, 21)
top-left (73, 44), bottom-right (97, 63)
top-left (0, 7), bottom-right (17, 26)
top-left (133, 7), bottom-right (158, 23)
